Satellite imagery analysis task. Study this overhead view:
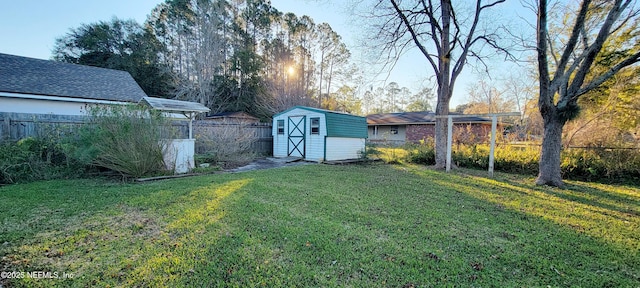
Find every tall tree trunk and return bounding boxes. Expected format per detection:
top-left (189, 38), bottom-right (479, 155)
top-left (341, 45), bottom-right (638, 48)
top-left (533, 0), bottom-right (640, 187)
top-left (318, 50), bottom-right (325, 106)
top-left (434, 0), bottom-right (452, 169)
top-left (434, 97), bottom-right (450, 169)
top-left (326, 60), bottom-right (333, 97)
top-left (536, 114), bottom-right (565, 187)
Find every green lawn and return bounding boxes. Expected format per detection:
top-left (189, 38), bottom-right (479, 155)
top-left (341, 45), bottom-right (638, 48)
top-left (1, 164), bottom-right (638, 287)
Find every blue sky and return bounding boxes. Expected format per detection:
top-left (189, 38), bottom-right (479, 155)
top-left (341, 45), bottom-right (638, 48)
top-left (0, 0), bottom-right (531, 108)
top-left (0, 0), bottom-right (161, 59)
top-left (0, 0), bottom-right (347, 60)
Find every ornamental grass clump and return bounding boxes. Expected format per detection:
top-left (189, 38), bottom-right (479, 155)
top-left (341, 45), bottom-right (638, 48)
top-left (74, 105), bottom-right (172, 178)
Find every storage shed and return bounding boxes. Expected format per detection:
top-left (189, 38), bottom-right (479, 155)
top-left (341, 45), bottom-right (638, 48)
top-left (272, 106), bottom-right (367, 162)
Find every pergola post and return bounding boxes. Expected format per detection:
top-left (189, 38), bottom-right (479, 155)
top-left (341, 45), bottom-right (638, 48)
top-left (489, 115), bottom-right (497, 177)
top-left (188, 112), bottom-right (194, 140)
top-left (438, 112), bottom-right (519, 177)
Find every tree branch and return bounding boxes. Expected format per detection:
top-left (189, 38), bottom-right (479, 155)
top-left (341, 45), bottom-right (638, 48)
top-left (552, 0), bottom-right (592, 85)
top-left (390, 0), bottom-right (440, 80)
top-left (451, 0), bottom-right (505, 88)
top-left (566, 0), bottom-right (629, 99)
top-left (574, 50), bottom-right (640, 98)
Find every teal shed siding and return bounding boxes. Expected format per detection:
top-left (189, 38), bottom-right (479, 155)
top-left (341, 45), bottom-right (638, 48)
top-left (273, 106), bottom-right (367, 139)
top-left (324, 113), bottom-right (368, 138)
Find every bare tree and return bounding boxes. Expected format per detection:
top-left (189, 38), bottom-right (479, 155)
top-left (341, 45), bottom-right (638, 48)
top-left (464, 77), bottom-right (515, 114)
top-left (406, 86), bottom-right (435, 112)
top-left (315, 23), bottom-right (350, 107)
top-left (365, 0), bottom-right (509, 168)
top-left (148, 0), bottom-right (229, 109)
top-left (502, 70), bottom-right (535, 122)
top-left (535, 0), bottom-right (640, 187)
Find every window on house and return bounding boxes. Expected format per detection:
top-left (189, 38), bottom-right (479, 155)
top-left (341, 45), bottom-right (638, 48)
top-left (310, 117), bottom-right (320, 135)
top-left (277, 120), bottom-right (284, 135)
top-left (372, 126), bottom-right (378, 136)
top-left (390, 125), bottom-right (399, 135)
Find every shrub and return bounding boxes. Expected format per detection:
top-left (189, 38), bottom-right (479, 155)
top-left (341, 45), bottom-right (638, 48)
top-left (0, 136), bottom-right (86, 184)
top-left (403, 142), bottom-right (640, 181)
top-left (72, 105), bottom-right (172, 178)
top-left (452, 145), bottom-right (489, 169)
top-left (451, 145), bottom-right (540, 175)
top-left (561, 148), bottom-right (640, 181)
top-left (195, 121), bottom-right (257, 166)
top-left (404, 139), bottom-right (436, 165)
top-left (0, 105), bottom-right (175, 183)
top-left (494, 146), bottom-right (539, 175)
top-left (194, 153), bottom-right (217, 166)
top-left (0, 140), bottom-right (36, 184)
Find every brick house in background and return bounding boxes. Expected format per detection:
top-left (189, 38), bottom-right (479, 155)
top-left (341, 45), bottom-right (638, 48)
top-left (366, 111), bottom-right (496, 145)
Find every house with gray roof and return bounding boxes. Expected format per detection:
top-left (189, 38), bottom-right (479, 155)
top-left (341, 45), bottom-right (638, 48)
top-left (367, 111), bottom-right (495, 145)
top-left (0, 53), bottom-right (147, 116)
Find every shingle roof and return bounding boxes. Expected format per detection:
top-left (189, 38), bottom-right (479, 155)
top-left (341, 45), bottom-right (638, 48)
top-left (367, 111), bottom-right (491, 125)
top-left (0, 53), bottom-right (147, 102)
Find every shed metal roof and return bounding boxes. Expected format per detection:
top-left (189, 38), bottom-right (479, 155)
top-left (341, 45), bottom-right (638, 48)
top-left (0, 53), bottom-right (147, 102)
top-left (139, 97), bottom-right (210, 113)
top-left (367, 111), bottom-right (491, 125)
top-left (275, 106), bottom-right (368, 138)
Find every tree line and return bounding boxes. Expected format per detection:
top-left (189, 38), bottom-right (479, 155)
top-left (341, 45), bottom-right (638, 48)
top-left (52, 0), bottom-right (368, 119)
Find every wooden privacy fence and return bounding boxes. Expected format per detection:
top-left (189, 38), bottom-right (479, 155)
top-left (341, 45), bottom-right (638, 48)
top-left (0, 112), bottom-right (87, 140)
top-left (0, 112), bottom-right (274, 155)
top-left (191, 121), bottom-right (273, 156)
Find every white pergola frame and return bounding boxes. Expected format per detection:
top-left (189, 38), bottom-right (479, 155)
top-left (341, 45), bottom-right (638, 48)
top-left (139, 97), bottom-right (210, 139)
top-left (436, 112), bottom-right (520, 177)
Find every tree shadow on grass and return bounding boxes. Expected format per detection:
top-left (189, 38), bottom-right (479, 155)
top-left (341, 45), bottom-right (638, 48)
top-left (563, 181), bottom-right (640, 215)
top-left (414, 167), bottom-right (640, 251)
top-left (400, 165), bottom-right (639, 285)
top-left (195, 165), bottom-right (640, 287)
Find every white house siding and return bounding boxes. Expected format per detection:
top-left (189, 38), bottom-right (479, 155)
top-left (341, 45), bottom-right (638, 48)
top-left (0, 94), bottom-right (141, 117)
top-left (0, 97), bottom-right (90, 116)
top-left (325, 137), bottom-right (366, 161)
top-left (368, 125), bottom-right (406, 142)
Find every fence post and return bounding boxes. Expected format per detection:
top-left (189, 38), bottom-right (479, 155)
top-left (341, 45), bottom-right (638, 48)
top-left (2, 115), bottom-right (10, 140)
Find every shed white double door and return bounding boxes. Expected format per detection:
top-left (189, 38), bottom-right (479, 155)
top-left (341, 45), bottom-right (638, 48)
top-left (287, 115), bottom-right (305, 158)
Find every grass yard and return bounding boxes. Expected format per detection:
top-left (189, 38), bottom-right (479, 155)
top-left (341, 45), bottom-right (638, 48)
top-left (0, 164), bottom-right (638, 287)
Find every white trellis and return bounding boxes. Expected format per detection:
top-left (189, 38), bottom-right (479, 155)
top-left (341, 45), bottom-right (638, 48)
top-left (436, 112), bottom-right (520, 177)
